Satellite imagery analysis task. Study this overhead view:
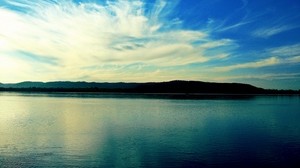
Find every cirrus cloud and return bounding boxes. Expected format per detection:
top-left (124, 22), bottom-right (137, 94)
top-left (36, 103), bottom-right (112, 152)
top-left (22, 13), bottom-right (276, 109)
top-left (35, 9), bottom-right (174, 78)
top-left (0, 0), bottom-right (234, 82)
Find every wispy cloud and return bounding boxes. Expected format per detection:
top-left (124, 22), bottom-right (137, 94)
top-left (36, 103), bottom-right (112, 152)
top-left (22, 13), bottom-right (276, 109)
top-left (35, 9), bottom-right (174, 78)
top-left (226, 72), bottom-right (300, 80)
top-left (213, 42), bottom-right (300, 72)
top-left (211, 0), bottom-right (255, 32)
top-left (268, 43), bottom-right (300, 57)
top-left (210, 73), bottom-right (300, 87)
top-left (252, 25), bottom-right (297, 38)
top-left (213, 57), bottom-right (280, 72)
top-left (0, 0), bottom-right (234, 82)
top-left (267, 43), bottom-right (300, 64)
top-left (217, 20), bottom-right (252, 32)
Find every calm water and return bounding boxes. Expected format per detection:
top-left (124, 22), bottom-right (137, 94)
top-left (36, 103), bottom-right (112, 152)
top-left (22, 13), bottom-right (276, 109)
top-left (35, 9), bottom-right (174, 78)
top-left (0, 92), bottom-right (299, 168)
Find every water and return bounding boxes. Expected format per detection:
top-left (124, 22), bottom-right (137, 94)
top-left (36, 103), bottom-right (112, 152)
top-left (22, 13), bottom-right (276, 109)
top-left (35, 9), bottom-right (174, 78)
top-left (0, 92), bottom-right (299, 168)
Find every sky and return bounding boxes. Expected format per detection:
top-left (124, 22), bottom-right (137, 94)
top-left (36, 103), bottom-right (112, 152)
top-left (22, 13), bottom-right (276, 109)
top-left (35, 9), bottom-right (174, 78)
top-left (0, 0), bottom-right (300, 89)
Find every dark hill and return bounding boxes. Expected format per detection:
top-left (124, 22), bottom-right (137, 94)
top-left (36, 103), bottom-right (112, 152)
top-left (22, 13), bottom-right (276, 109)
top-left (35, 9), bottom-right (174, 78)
top-left (0, 80), bottom-right (272, 94)
top-left (134, 81), bottom-right (265, 94)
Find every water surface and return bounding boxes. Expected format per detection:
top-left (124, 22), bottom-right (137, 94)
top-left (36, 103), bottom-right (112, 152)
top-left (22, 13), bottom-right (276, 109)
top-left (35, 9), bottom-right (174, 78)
top-left (0, 92), bottom-right (299, 167)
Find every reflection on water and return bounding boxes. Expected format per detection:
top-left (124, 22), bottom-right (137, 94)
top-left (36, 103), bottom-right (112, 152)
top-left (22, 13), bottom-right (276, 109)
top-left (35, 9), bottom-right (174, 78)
top-left (0, 92), bottom-right (300, 167)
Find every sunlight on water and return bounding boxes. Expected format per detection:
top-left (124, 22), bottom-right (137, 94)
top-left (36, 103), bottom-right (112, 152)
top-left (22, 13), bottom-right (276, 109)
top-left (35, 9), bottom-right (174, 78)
top-left (0, 93), bottom-right (300, 167)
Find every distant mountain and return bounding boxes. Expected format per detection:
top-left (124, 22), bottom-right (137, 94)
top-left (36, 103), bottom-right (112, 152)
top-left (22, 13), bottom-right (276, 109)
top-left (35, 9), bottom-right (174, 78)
top-left (0, 80), bottom-right (298, 94)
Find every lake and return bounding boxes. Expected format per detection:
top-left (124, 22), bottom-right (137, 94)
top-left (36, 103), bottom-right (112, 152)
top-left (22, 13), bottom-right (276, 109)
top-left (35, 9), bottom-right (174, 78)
top-left (0, 92), bottom-right (299, 168)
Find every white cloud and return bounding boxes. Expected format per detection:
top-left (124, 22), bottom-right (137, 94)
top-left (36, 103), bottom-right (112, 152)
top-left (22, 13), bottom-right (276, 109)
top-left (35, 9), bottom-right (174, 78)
top-left (217, 72), bottom-right (300, 81)
top-left (0, 54), bottom-right (31, 82)
top-left (0, 0), bottom-right (234, 82)
top-left (267, 43), bottom-right (300, 64)
top-left (212, 72), bottom-right (300, 90)
top-left (287, 56), bottom-right (300, 63)
top-left (268, 43), bottom-right (300, 57)
top-left (212, 43), bottom-right (300, 72)
top-left (252, 25), bottom-right (297, 38)
top-left (213, 57), bottom-right (281, 72)
top-left (217, 21), bottom-right (252, 32)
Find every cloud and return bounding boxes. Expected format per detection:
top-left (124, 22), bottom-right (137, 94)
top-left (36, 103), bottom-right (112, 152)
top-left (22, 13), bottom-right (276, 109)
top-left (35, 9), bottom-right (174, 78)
top-left (212, 42), bottom-right (300, 73)
top-left (267, 43), bottom-right (300, 64)
top-left (252, 25), bottom-right (297, 38)
top-left (212, 72), bottom-right (300, 90)
top-left (287, 56), bottom-right (300, 63)
top-left (213, 57), bottom-right (280, 72)
top-left (0, 0), bottom-right (235, 82)
top-left (268, 43), bottom-right (300, 57)
top-left (210, 0), bottom-right (255, 33)
top-left (217, 20), bottom-right (252, 32)
top-left (219, 72), bottom-right (300, 81)
top-left (0, 53), bottom-right (31, 82)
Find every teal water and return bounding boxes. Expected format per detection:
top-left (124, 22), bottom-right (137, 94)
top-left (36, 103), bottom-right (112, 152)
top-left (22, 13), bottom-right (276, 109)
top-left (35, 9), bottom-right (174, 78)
top-left (0, 92), bottom-right (299, 168)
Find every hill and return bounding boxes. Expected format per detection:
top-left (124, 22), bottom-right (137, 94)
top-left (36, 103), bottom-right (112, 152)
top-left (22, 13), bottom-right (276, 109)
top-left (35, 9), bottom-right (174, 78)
top-left (0, 80), bottom-right (298, 94)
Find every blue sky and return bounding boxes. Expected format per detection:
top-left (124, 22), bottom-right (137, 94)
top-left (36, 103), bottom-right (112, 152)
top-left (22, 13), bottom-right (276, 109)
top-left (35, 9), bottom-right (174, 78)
top-left (0, 0), bottom-right (300, 89)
